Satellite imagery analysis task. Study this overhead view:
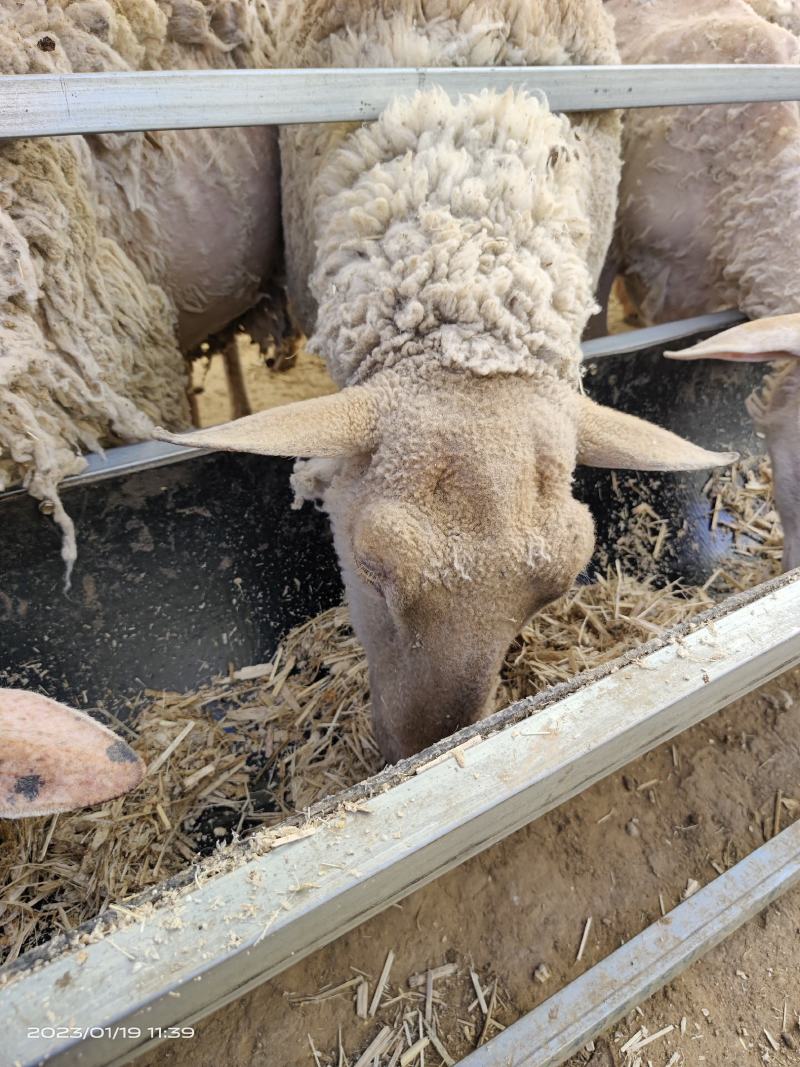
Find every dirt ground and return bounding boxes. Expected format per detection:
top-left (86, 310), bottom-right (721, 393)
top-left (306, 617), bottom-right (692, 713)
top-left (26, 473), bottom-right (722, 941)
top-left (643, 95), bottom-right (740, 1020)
top-left (140, 305), bottom-right (800, 1067)
top-left (191, 339), bottom-right (335, 427)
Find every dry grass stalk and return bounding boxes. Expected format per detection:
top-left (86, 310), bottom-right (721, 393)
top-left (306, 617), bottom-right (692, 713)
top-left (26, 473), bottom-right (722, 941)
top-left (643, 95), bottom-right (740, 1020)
top-left (408, 964), bottom-right (459, 989)
top-left (625, 1023), bottom-right (674, 1053)
top-left (470, 970), bottom-right (488, 1015)
top-left (400, 1036), bottom-right (429, 1067)
top-left (352, 1024), bottom-right (394, 1067)
top-left (299, 960), bottom-right (477, 1065)
top-left (369, 950), bottom-right (395, 1017)
top-left (764, 1029), bottom-right (780, 1052)
top-left (1, 457), bottom-right (781, 964)
top-left (478, 979), bottom-right (498, 1046)
top-left (423, 1020), bottom-right (456, 1067)
top-left (356, 980), bottom-right (369, 1020)
top-left (576, 916), bottom-right (593, 963)
top-left (773, 790), bottom-right (784, 838)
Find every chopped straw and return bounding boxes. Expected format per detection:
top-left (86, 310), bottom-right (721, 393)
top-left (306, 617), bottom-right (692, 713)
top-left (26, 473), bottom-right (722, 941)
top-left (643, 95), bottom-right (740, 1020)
top-left (0, 455), bottom-right (781, 963)
top-left (576, 917), bottom-right (593, 963)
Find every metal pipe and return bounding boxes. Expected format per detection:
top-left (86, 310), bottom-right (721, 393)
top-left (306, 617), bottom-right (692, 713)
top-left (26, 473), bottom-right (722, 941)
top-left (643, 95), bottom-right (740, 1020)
top-left (0, 309), bottom-right (744, 500)
top-left (2, 65), bottom-right (800, 138)
top-left (462, 817), bottom-right (800, 1067)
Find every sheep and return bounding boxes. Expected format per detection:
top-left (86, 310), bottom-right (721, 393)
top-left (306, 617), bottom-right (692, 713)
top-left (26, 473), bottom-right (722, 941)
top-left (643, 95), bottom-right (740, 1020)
top-left (746, 0), bottom-right (800, 34)
top-left (0, 0), bottom-right (283, 579)
top-left (0, 688), bottom-right (144, 818)
top-left (607, 0), bottom-right (800, 570)
top-left (158, 0), bottom-right (736, 762)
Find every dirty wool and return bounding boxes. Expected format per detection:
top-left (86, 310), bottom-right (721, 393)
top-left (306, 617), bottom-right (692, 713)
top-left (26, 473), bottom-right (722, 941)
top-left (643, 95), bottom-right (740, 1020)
top-left (0, 0), bottom-right (280, 576)
top-left (0, 456), bottom-right (782, 964)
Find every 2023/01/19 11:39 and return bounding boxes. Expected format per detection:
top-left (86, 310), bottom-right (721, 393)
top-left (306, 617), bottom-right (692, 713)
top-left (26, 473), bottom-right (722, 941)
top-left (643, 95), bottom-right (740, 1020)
top-left (27, 1026), bottom-right (196, 1040)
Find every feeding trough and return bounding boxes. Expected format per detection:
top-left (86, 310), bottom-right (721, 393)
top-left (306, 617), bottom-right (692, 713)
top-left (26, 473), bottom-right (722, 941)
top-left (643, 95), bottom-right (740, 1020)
top-left (0, 316), bottom-right (765, 710)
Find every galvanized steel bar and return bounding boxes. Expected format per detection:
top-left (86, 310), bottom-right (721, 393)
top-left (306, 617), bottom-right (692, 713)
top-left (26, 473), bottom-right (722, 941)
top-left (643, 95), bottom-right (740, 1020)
top-left (462, 817), bottom-right (800, 1067)
top-left (581, 309), bottom-right (745, 360)
top-left (2, 65), bottom-right (800, 138)
top-left (3, 572), bottom-right (800, 1067)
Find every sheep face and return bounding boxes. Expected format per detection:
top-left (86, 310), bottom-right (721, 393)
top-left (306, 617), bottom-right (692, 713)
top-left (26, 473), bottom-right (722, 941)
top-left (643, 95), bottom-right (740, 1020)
top-left (157, 366), bottom-right (734, 762)
top-left (323, 374), bottom-right (595, 762)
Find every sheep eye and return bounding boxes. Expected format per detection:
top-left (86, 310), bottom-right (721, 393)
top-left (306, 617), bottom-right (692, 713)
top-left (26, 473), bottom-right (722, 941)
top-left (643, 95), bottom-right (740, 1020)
top-left (354, 555), bottom-right (387, 591)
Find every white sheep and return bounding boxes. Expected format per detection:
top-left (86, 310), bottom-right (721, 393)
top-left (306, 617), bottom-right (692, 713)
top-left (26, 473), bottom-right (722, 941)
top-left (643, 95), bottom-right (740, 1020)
top-left (159, 0), bottom-right (735, 761)
top-left (746, 0), bottom-right (800, 34)
top-left (608, 0), bottom-right (800, 570)
top-left (0, 0), bottom-right (283, 578)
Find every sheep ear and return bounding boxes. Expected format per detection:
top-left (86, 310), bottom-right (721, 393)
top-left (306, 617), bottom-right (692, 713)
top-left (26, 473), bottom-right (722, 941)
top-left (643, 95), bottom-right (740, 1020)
top-left (665, 314), bottom-right (800, 363)
top-left (0, 690), bottom-right (144, 818)
top-left (155, 387), bottom-right (380, 458)
top-left (576, 396), bottom-right (738, 471)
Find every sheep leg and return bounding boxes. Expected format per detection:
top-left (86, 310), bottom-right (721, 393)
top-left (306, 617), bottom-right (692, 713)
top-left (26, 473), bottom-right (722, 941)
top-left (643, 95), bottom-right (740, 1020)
top-left (222, 337), bottom-right (252, 419)
top-left (613, 274), bottom-right (642, 326)
top-left (266, 328), bottom-right (301, 373)
top-left (188, 378), bottom-right (202, 426)
top-left (583, 249), bottom-right (620, 340)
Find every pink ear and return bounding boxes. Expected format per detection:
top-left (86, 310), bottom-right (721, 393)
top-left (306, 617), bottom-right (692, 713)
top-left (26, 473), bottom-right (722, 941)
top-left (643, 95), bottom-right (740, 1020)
top-left (0, 690), bottom-right (144, 818)
top-left (665, 314), bottom-right (800, 363)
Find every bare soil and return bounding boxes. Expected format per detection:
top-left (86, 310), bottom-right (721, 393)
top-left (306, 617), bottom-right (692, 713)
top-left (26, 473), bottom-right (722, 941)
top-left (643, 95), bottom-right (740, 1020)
top-left (191, 339), bottom-right (335, 427)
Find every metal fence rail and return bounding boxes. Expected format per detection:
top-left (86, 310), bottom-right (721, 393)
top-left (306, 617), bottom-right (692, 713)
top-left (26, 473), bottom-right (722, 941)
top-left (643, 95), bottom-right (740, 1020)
top-left (462, 817), bottom-right (800, 1067)
top-left (3, 64), bottom-right (800, 137)
top-left (0, 308), bottom-right (744, 500)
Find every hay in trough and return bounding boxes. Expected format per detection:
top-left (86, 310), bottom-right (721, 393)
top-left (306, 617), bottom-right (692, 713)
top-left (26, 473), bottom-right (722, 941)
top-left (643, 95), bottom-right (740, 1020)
top-left (0, 456), bottom-right (782, 964)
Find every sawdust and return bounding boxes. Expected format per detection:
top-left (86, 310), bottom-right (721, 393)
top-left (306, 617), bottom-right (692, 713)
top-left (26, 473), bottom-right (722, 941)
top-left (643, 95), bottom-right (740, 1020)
top-left (600, 454), bottom-right (782, 588)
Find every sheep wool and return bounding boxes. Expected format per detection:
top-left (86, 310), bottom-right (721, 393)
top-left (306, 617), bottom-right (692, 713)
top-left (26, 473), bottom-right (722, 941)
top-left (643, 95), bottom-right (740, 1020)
top-left (0, 0), bottom-right (280, 578)
top-left (611, 0), bottom-right (800, 324)
top-left (312, 87), bottom-right (599, 389)
top-left (745, 0), bottom-right (800, 34)
top-left (275, 0), bottom-right (621, 387)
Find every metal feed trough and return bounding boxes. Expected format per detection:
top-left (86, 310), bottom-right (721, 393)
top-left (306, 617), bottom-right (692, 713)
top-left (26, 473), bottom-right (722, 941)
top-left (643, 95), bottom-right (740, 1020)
top-left (2, 63), bottom-right (800, 1067)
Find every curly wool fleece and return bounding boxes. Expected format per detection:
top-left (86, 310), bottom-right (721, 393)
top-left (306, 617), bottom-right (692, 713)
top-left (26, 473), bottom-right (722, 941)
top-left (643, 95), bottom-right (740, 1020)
top-left (277, 0), bottom-right (621, 387)
top-left (310, 87), bottom-right (597, 389)
top-left (612, 0), bottom-right (800, 324)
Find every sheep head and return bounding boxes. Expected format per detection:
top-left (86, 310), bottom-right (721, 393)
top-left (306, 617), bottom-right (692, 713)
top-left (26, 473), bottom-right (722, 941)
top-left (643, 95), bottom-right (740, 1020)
top-left (157, 369), bottom-right (734, 762)
top-left (667, 314), bottom-right (800, 572)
